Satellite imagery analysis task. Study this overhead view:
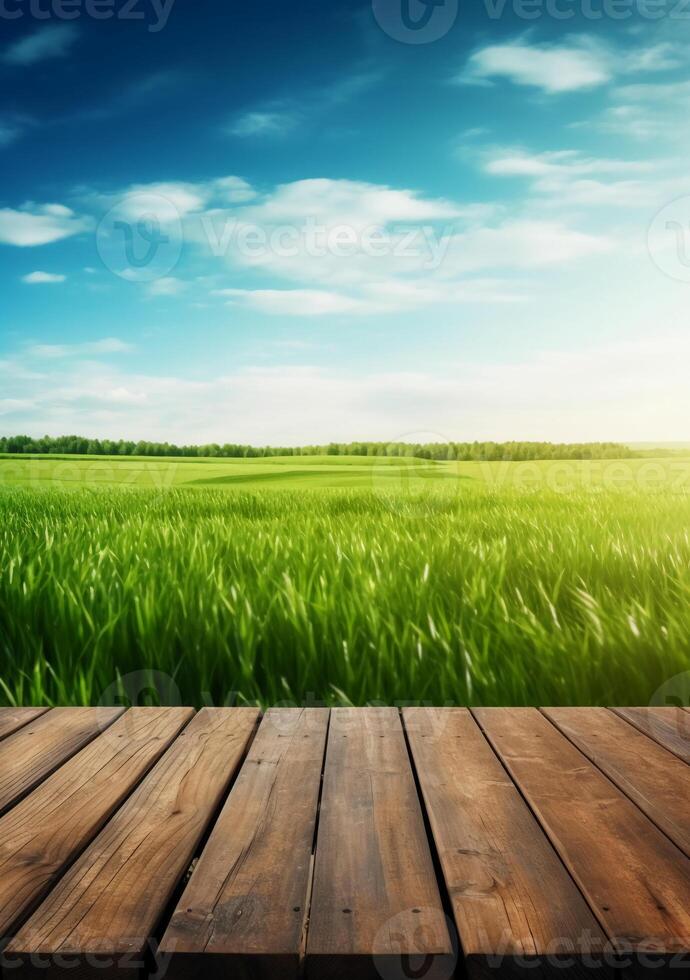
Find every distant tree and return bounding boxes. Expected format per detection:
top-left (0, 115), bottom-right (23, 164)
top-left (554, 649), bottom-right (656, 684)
top-left (0, 435), bottom-right (639, 463)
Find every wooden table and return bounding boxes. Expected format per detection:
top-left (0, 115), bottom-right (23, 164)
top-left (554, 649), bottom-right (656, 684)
top-left (0, 706), bottom-right (688, 979)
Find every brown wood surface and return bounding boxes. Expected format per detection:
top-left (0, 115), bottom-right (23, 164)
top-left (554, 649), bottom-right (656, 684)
top-left (0, 708), bottom-right (49, 742)
top-left (404, 708), bottom-right (608, 978)
top-left (0, 706), bottom-right (688, 978)
top-left (306, 707), bottom-right (453, 980)
top-left (0, 707), bottom-right (123, 816)
top-left (7, 708), bottom-right (260, 972)
top-left (474, 708), bottom-right (690, 954)
top-left (0, 707), bottom-right (192, 940)
top-left (160, 708), bottom-right (329, 980)
top-left (544, 707), bottom-right (690, 857)
top-left (612, 707), bottom-right (690, 765)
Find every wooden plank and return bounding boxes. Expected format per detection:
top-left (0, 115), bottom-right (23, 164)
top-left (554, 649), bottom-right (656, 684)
top-left (544, 708), bottom-right (690, 857)
top-left (403, 708), bottom-right (608, 978)
top-left (612, 707), bottom-right (690, 765)
top-left (7, 708), bottom-right (259, 979)
top-left (0, 707), bottom-right (124, 816)
top-left (0, 706), bottom-right (193, 941)
top-left (160, 707), bottom-right (329, 980)
top-left (306, 707), bottom-right (453, 980)
top-left (0, 708), bottom-right (49, 742)
top-left (474, 708), bottom-right (690, 955)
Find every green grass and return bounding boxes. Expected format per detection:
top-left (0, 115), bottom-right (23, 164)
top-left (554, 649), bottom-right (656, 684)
top-left (1, 458), bottom-right (689, 707)
top-left (3, 450), bottom-right (690, 493)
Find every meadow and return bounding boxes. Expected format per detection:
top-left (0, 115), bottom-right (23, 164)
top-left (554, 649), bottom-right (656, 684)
top-left (1, 452), bottom-right (690, 707)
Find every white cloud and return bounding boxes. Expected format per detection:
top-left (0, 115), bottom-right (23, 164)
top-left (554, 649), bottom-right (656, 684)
top-left (5, 333), bottom-right (690, 442)
top-left (214, 176), bottom-right (257, 203)
top-left (457, 37), bottom-right (680, 95)
top-left (227, 69), bottom-right (382, 139)
top-left (32, 171), bottom-right (620, 320)
top-left (439, 220), bottom-right (610, 273)
top-left (115, 182), bottom-right (209, 220)
top-left (484, 149), bottom-right (647, 180)
top-left (458, 39), bottom-right (611, 93)
top-left (194, 178), bottom-right (474, 286)
top-left (483, 148), bottom-right (657, 207)
top-left (21, 271), bottom-right (66, 284)
top-left (146, 277), bottom-right (187, 296)
top-left (214, 278), bottom-right (525, 316)
top-left (0, 122), bottom-right (20, 146)
top-left (178, 176), bottom-right (610, 311)
top-left (27, 338), bottom-right (132, 359)
top-left (614, 80), bottom-right (690, 103)
top-left (0, 204), bottom-right (91, 246)
top-left (3, 25), bottom-right (78, 66)
top-left (595, 80), bottom-right (690, 140)
top-left (625, 43), bottom-right (681, 74)
top-left (0, 398), bottom-right (37, 416)
top-left (217, 288), bottom-right (368, 315)
top-left (240, 177), bottom-right (461, 226)
top-left (230, 111), bottom-right (297, 137)
top-left (93, 176), bottom-right (256, 230)
top-left (362, 278), bottom-right (525, 307)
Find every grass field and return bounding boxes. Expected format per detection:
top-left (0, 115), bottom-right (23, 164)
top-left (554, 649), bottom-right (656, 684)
top-left (3, 451), bottom-right (690, 492)
top-left (1, 453), bottom-right (690, 707)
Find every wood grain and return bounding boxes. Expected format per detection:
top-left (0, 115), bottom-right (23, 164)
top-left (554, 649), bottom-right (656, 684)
top-left (544, 708), bottom-right (690, 857)
top-left (6, 708), bottom-right (259, 978)
top-left (0, 707), bottom-right (124, 816)
top-left (0, 708), bottom-right (49, 742)
top-left (404, 708), bottom-right (608, 979)
top-left (0, 707), bottom-right (192, 940)
top-left (306, 707), bottom-right (453, 980)
top-left (160, 708), bottom-right (329, 980)
top-left (3, 706), bottom-right (688, 978)
top-left (474, 708), bottom-right (690, 955)
top-left (612, 707), bottom-right (690, 765)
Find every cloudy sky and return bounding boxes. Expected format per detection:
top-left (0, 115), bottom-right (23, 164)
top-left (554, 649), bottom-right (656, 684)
top-left (2, 0), bottom-right (690, 444)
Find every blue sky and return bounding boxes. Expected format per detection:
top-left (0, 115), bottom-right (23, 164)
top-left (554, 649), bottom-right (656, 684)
top-left (2, 0), bottom-right (690, 443)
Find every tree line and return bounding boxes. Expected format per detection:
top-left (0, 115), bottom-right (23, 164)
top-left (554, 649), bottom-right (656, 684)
top-left (0, 435), bottom-right (637, 461)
